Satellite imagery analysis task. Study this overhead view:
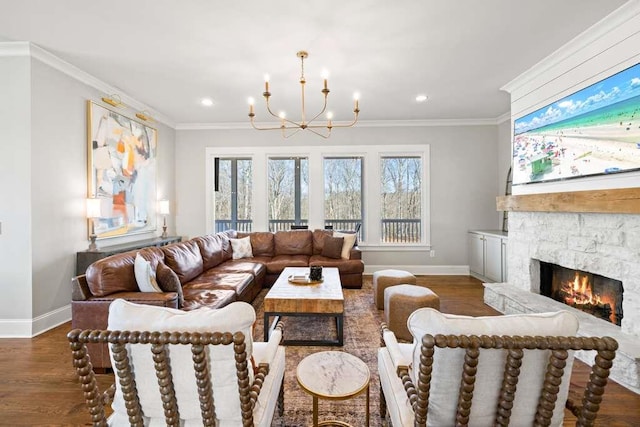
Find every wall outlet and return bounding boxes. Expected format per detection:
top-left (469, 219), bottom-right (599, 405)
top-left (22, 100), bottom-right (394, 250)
top-left (429, 249), bottom-right (435, 258)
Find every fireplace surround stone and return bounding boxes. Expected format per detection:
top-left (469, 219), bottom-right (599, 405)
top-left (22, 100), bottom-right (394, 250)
top-left (483, 210), bottom-right (640, 393)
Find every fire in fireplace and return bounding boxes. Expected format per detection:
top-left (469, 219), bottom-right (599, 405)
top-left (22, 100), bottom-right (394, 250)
top-left (539, 261), bottom-right (623, 326)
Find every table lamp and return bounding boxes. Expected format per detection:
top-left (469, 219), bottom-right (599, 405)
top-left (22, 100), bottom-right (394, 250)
top-left (86, 198), bottom-right (101, 251)
top-left (158, 199), bottom-right (170, 238)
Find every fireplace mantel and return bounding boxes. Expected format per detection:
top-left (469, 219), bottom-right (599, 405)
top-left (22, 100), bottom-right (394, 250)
top-left (496, 187), bottom-right (640, 214)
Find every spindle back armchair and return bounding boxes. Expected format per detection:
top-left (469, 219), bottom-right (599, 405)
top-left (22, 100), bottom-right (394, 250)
top-left (378, 308), bottom-right (617, 427)
top-left (68, 299), bottom-right (285, 426)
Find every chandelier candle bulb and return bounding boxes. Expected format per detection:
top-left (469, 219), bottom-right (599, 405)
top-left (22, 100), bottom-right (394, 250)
top-left (321, 69), bottom-right (329, 90)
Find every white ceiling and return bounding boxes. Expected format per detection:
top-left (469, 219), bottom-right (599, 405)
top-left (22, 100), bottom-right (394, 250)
top-left (0, 0), bottom-right (628, 127)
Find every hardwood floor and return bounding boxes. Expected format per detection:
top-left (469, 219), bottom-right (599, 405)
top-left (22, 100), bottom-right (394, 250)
top-left (0, 275), bottom-right (638, 425)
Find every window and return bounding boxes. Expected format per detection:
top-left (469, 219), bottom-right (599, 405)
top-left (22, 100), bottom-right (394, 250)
top-left (214, 158), bottom-right (252, 232)
top-left (267, 157), bottom-right (308, 231)
top-left (380, 156), bottom-right (422, 243)
top-left (207, 144), bottom-right (429, 247)
top-left (324, 157), bottom-right (363, 239)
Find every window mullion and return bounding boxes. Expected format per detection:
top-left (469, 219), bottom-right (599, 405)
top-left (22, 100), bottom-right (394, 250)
top-left (294, 157), bottom-right (301, 224)
top-left (231, 159), bottom-right (238, 229)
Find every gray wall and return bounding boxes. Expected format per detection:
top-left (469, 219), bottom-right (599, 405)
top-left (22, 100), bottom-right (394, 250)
top-left (175, 124), bottom-right (500, 268)
top-left (0, 50), bottom-right (177, 335)
top-left (0, 55), bottom-right (32, 321)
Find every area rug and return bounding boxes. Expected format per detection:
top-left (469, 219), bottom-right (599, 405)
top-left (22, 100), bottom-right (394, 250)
top-left (251, 276), bottom-right (386, 427)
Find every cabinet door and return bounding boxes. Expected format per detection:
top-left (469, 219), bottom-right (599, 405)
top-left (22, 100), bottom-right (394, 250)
top-left (484, 235), bottom-right (503, 282)
top-left (468, 233), bottom-right (485, 276)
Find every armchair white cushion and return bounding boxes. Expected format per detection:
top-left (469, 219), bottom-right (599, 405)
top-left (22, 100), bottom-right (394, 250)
top-left (379, 308), bottom-right (580, 427)
top-left (107, 299), bottom-right (284, 426)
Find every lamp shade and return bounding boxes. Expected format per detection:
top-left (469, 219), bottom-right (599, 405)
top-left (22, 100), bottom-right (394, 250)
top-left (158, 200), bottom-right (170, 215)
top-left (86, 198), bottom-right (101, 218)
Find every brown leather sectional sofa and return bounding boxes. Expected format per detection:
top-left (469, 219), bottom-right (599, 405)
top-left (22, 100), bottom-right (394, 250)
top-left (71, 229), bottom-right (363, 369)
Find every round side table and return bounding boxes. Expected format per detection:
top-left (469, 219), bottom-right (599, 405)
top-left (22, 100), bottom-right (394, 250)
top-left (296, 350), bottom-right (370, 427)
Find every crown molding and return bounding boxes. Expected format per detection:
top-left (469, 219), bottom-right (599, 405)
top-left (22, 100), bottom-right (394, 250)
top-left (0, 40), bottom-right (30, 56)
top-left (0, 41), bottom-right (176, 128)
top-left (495, 111), bottom-right (511, 124)
top-left (1, 41), bottom-right (508, 130)
top-left (501, 0), bottom-right (640, 95)
top-left (175, 117), bottom-right (502, 130)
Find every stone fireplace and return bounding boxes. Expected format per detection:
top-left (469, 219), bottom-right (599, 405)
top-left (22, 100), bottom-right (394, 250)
top-left (484, 188), bottom-right (640, 393)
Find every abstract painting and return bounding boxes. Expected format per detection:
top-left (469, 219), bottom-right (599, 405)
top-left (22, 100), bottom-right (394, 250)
top-left (87, 101), bottom-right (157, 239)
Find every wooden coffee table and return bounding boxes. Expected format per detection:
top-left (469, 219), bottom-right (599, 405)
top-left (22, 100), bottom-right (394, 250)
top-left (264, 267), bottom-right (344, 346)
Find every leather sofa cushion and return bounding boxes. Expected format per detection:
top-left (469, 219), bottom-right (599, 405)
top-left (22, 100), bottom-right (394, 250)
top-left (208, 259), bottom-right (266, 278)
top-left (309, 255), bottom-right (365, 274)
top-left (137, 247), bottom-right (166, 270)
top-left (239, 231), bottom-right (275, 257)
top-left (181, 288), bottom-right (236, 311)
top-left (187, 271), bottom-right (255, 297)
top-left (266, 254), bottom-right (310, 274)
top-left (194, 233), bottom-right (232, 270)
top-left (274, 230), bottom-right (313, 256)
top-left (162, 240), bottom-right (204, 284)
top-left (312, 229), bottom-right (333, 255)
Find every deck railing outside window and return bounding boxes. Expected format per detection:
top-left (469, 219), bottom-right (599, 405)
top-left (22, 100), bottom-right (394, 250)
top-left (381, 219), bottom-right (421, 243)
top-left (215, 218), bottom-right (420, 243)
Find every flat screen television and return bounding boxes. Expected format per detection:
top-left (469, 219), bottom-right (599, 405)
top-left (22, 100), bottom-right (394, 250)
top-left (513, 62), bottom-right (640, 185)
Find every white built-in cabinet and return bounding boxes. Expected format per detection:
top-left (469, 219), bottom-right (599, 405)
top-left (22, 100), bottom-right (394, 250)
top-left (468, 230), bottom-right (508, 282)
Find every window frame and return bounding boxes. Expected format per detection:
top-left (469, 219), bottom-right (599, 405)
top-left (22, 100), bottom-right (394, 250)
top-left (213, 157), bottom-right (253, 232)
top-left (205, 144), bottom-right (430, 249)
top-left (267, 156), bottom-right (309, 231)
top-left (323, 156), bottom-right (365, 240)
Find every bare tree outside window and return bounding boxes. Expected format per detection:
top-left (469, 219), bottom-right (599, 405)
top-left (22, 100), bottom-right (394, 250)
top-left (214, 158), bottom-right (252, 232)
top-left (381, 156), bottom-right (421, 243)
top-left (268, 157), bottom-right (308, 231)
top-left (324, 157), bottom-right (363, 238)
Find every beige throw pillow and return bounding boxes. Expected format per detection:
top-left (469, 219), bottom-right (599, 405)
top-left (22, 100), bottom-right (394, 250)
top-left (333, 231), bottom-right (357, 259)
top-left (230, 236), bottom-right (253, 259)
top-left (134, 252), bottom-right (162, 292)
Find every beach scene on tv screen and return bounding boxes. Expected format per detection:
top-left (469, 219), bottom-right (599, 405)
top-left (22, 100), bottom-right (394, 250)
top-left (513, 63), bottom-right (640, 185)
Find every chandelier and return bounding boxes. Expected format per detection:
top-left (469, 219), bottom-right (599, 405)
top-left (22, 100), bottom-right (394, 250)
top-left (248, 51), bottom-right (360, 138)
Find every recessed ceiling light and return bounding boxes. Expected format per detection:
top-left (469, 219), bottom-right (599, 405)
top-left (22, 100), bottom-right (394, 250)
top-left (201, 98), bottom-right (214, 107)
top-left (416, 95), bottom-right (428, 103)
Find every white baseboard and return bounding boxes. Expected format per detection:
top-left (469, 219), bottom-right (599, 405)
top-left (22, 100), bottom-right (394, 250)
top-left (0, 304), bottom-right (71, 338)
top-left (364, 265), bottom-right (470, 275)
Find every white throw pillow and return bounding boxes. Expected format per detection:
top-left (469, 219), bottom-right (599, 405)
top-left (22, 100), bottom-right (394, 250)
top-left (333, 231), bottom-right (357, 259)
top-left (407, 308), bottom-right (579, 427)
top-left (134, 252), bottom-right (162, 292)
top-left (230, 236), bottom-right (253, 259)
top-left (108, 299), bottom-right (257, 424)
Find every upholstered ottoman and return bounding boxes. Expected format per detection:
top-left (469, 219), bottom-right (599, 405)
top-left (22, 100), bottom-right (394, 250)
top-left (384, 284), bottom-right (440, 341)
top-left (373, 269), bottom-right (417, 309)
